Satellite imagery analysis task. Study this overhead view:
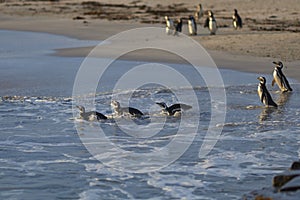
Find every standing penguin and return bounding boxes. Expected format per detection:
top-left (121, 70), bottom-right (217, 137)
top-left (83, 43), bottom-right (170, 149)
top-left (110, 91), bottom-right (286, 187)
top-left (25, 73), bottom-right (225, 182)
top-left (232, 9), bottom-right (242, 29)
top-left (165, 16), bottom-right (174, 35)
top-left (257, 77), bottom-right (278, 107)
top-left (271, 61), bottom-right (293, 92)
top-left (204, 10), bottom-right (217, 35)
top-left (174, 18), bottom-right (183, 35)
top-left (194, 4), bottom-right (204, 22)
top-left (188, 15), bottom-right (197, 35)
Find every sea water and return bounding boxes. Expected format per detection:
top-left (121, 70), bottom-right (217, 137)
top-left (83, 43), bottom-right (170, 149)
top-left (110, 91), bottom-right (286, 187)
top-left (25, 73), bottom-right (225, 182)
top-left (0, 30), bottom-right (300, 199)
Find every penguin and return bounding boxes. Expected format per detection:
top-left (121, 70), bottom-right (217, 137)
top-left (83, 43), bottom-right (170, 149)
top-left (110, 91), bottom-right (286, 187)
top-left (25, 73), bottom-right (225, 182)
top-left (194, 4), bottom-right (204, 22)
top-left (232, 9), bottom-right (242, 29)
top-left (188, 15), bottom-right (197, 35)
top-left (111, 100), bottom-right (144, 117)
top-left (204, 10), bottom-right (217, 35)
top-left (165, 16), bottom-right (174, 35)
top-left (174, 18), bottom-right (183, 35)
top-left (156, 102), bottom-right (192, 116)
top-left (76, 105), bottom-right (107, 121)
top-left (257, 77), bottom-right (278, 107)
top-left (271, 61), bottom-right (293, 92)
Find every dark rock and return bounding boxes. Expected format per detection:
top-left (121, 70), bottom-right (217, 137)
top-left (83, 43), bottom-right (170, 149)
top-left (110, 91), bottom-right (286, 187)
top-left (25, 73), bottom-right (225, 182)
top-left (245, 161), bottom-right (300, 199)
top-left (273, 171), bottom-right (300, 188)
top-left (280, 176), bottom-right (300, 192)
top-left (253, 195), bottom-right (273, 200)
top-left (73, 16), bottom-right (85, 20)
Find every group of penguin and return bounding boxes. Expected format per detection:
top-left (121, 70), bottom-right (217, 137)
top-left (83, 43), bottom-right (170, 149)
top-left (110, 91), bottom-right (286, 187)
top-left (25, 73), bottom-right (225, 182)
top-left (76, 4), bottom-right (290, 121)
top-left (165, 4), bottom-right (242, 36)
top-left (76, 100), bottom-right (192, 121)
top-left (257, 61), bottom-right (293, 108)
top-left (77, 60), bottom-right (292, 121)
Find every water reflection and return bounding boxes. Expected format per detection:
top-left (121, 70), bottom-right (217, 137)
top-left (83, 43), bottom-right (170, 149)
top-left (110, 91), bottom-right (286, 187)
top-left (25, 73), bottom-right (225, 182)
top-left (276, 92), bottom-right (292, 106)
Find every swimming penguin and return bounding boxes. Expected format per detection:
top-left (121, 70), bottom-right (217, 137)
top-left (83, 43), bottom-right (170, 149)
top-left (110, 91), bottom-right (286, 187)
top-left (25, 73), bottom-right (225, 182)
top-left (76, 105), bottom-right (107, 121)
top-left (174, 18), bottom-right (183, 35)
top-left (194, 4), bottom-right (204, 22)
top-left (111, 100), bottom-right (144, 117)
top-left (257, 77), bottom-right (278, 107)
top-left (204, 10), bottom-right (217, 35)
top-left (232, 9), bottom-right (242, 29)
top-left (156, 102), bottom-right (192, 116)
top-left (165, 16), bottom-right (174, 35)
top-left (271, 61), bottom-right (293, 92)
top-left (188, 15), bottom-right (197, 35)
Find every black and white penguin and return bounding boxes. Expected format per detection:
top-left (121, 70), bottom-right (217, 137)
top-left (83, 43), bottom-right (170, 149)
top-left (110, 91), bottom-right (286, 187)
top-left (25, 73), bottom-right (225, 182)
top-left (165, 16), bottom-right (174, 35)
top-left (188, 15), bottom-right (197, 35)
top-left (232, 9), bottom-right (242, 29)
top-left (271, 61), bottom-right (293, 92)
top-left (194, 4), bottom-right (204, 22)
top-left (174, 18), bottom-right (183, 35)
top-left (204, 10), bottom-right (217, 35)
top-left (111, 100), bottom-right (144, 117)
top-left (257, 77), bottom-right (278, 107)
top-left (156, 102), bottom-right (192, 116)
top-left (76, 105), bottom-right (107, 121)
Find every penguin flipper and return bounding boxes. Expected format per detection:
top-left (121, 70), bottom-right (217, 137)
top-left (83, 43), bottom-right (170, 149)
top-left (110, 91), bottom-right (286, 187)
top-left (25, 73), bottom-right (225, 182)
top-left (282, 75), bottom-right (293, 91)
top-left (271, 78), bottom-right (276, 86)
top-left (260, 92), bottom-right (266, 104)
top-left (204, 18), bottom-right (209, 28)
top-left (265, 91), bottom-right (278, 107)
top-left (238, 16), bottom-right (242, 28)
top-left (129, 107), bottom-right (144, 117)
top-left (179, 104), bottom-right (192, 110)
top-left (96, 112), bottom-right (107, 120)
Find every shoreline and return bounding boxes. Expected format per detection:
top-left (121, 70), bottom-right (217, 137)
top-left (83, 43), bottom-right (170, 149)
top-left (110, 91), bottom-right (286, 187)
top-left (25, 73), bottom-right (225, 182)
top-left (0, 14), bottom-right (299, 81)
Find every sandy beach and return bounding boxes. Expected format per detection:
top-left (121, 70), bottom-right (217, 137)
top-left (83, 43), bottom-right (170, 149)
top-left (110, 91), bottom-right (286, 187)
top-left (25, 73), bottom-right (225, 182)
top-left (0, 0), bottom-right (300, 80)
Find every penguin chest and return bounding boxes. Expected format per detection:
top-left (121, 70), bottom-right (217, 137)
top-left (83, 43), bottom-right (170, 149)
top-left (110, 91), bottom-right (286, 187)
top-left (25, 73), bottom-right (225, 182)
top-left (257, 85), bottom-right (265, 103)
top-left (273, 70), bottom-right (286, 90)
top-left (233, 20), bottom-right (237, 28)
top-left (209, 20), bottom-right (217, 33)
top-left (166, 20), bottom-right (173, 28)
top-left (188, 20), bottom-right (196, 34)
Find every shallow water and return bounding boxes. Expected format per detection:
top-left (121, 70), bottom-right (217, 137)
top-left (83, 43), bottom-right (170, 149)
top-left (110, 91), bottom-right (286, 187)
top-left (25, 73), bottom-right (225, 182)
top-left (1, 30), bottom-right (300, 199)
top-left (0, 30), bottom-right (99, 96)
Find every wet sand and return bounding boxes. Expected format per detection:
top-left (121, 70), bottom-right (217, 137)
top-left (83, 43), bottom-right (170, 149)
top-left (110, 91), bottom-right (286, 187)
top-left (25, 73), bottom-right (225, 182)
top-left (0, 0), bottom-right (299, 80)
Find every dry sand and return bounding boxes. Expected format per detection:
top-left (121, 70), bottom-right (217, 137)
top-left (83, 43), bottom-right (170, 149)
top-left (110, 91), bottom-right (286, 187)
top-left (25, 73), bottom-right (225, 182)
top-left (0, 0), bottom-right (300, 80)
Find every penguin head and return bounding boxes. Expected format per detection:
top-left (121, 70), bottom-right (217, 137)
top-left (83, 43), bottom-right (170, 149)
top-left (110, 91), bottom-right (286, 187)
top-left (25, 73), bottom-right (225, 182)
top-left (76, 105), bottom-right (85, 113)
top-left (234, 9), bottom-right (238, 14)
top-left (111, 100), bottom-right (120, 109)
top-left (165, 16), bottom-right (169, 21)
top-left (197, 4), bottom-right (202, 10)
top-left (257, 76), bottom-right (266, 84)
top-left (272, 61), bottom-right (283, 69)
top-left (156, 102), bottom-right (167, 109)
top-left (208, 10), bottom-right (214, 17)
